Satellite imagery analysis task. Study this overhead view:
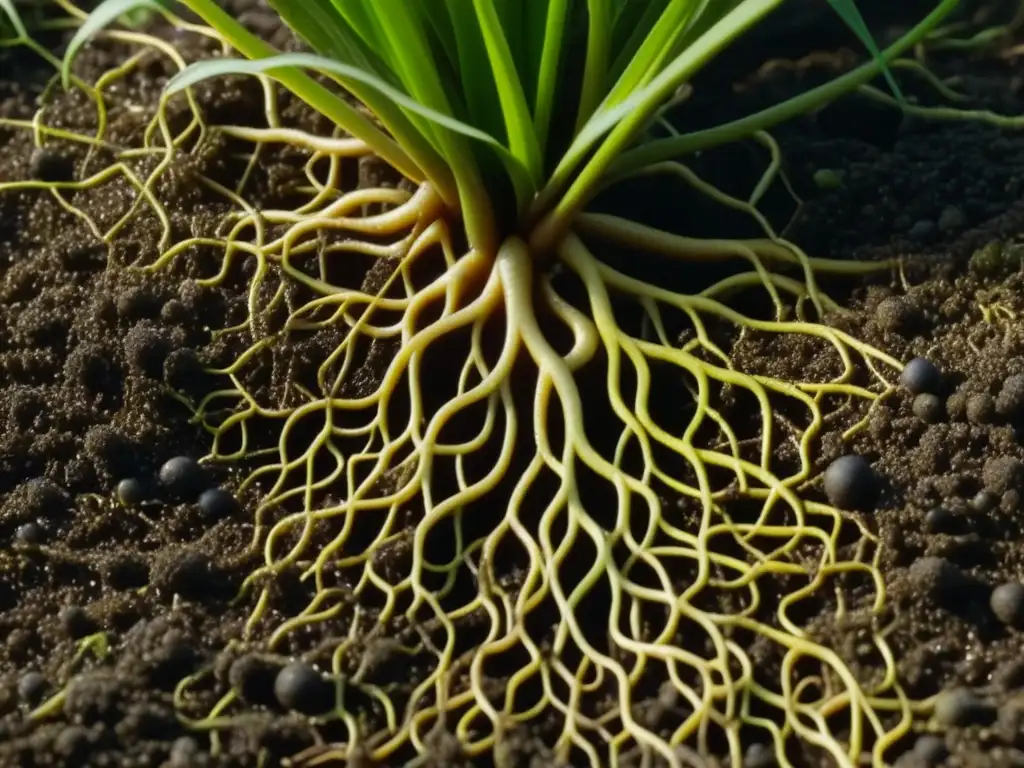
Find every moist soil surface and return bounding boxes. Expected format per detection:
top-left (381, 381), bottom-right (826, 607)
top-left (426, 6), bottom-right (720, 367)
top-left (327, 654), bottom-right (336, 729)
top-left (3, 2), bottom-right (1024, 767)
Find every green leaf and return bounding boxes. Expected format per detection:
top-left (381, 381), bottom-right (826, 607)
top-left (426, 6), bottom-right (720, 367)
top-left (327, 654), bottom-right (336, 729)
top-left (471, 0), bottom-right (543, 183)
top-left (827, 0), bottom-right (905, 103)
top-left (0, 0), bottom-right (29, 38)
top-left (62, 0), bottom-right (162, 87)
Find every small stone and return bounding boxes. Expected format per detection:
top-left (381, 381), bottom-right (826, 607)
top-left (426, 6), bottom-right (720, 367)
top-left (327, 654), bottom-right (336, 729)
top-left (273, 662), bottom-right (334, 715)
top-left (158, 456), bottom-right (208, 501)
top-left (923, 506), bottom-right (955, 534)
top-left (116, 478), bottom-right (147, 508)
top-left (900, 358), bottom-right (942, 395)
top-left (197, 488), bottom-right (239, 521)
top-left (17, 671), bottom-right (49, 706)
top-left (912, 393), bottom-right (943, 423)
top-left (933, 687), bottom-right (994, 727)
top-left (991, 583), bottom-right (1024, 628)
top-left (937, 206), bottom-right (965, 232)
top-left (823, 455), bottom-right (880, 511)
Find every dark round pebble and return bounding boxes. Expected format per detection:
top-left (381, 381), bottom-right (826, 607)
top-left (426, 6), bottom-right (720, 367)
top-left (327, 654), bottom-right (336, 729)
top-left (923, 506), bottom-right (955, 534)
top-left (158, 456), bottom-right (208, 500)
top-left (912, 734), bottom-right (948, 765)
top-left (29, 146), bottom-right (75, 183)
top-left (116, 478), bottom-right (147, 508)
top-left (273, 662), bottom-right (334, 715)
top-left (996, 373), bottom-right (1024, 420)
top-left (933, 687), bottom-right (994, 727)
top-left (198, 488), bottom-right (239, 520)
top-left (60, 606), bottom-right (96, 640)
top-left (14, 521), bottom-right (45, 545)
top-left (991, 582), bottom-right (1024, 628)
top-left (912, 393), bottom-right (943, 423)
top-left (17, 671), bottom-right (49, 705)
top-left (966, 393), bottom-right (995, 424)
top-left (823, 455), bottom-right (879, 511)
top-left (900, 358), bottom-right (942, 395)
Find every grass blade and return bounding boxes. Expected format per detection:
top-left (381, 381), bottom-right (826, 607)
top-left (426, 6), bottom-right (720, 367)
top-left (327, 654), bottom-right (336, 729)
top-left (62, 0), bottom-right (162, 86)
top-left (827, 0), bottom-right (905, 103)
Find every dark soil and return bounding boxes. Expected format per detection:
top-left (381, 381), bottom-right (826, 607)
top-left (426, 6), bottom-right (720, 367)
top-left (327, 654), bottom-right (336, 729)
top-left (2, 2), bottom-right (1024, 767)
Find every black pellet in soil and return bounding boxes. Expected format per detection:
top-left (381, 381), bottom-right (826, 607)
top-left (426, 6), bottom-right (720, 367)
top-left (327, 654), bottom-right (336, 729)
top-left (923, 506), bottom-right (955, 534)
top-left (158, 456), bottom-right (207, 500)
top-left (115, 478), bottom-right (147, 508)
top-left (28, 146), bottom-right (74, 183)
top-left (17, 671), bottom-right (48, 706)
top-left (14, 521), bottom-right (44, 545)
top-left (274, 662), bottom-right (334, 715)
top-left (900, 357), bottom-right (942, 395)
top-left (991, 582), bottom-right (1024, 628)
top-left (823, 455), bottom-right (879, 511)
top-left (198, 487), bottom-right (239, 520)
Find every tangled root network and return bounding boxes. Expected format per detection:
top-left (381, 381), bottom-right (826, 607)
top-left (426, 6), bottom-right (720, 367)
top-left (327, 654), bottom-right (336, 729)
top-left (0, 6), bottom-right (934, 768)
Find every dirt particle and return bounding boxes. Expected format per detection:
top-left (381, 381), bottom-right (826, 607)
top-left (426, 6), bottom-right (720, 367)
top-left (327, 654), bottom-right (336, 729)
top-left (996, 373), bottom-right (1024, 420)
top-left (83, 425), bottom-right (136, 479)
top-left (966, 393), bottom-right (996, 425)
top-left (123, 322), bottom-right (172, 379)
top-left (876, 296), bottom-right (919, 334)
top-left (60, 606), bottom-right (96, 640)
top-left (932, 687), bottom-right (994, 727)
top-left (229, 655), bottom-right (280, 708)
top-left (907, 556), bottom-right (974, 606)
top-left (912, 394), bottom-right (943, 424)
top-left (115, 286), bottom-right (161, 321)
top-left (912, 734), bottom-right (949, 765)
top-left (983, 456), bottom-right (1024, 495)
top-left (64, 671), bottom-right (122, 726)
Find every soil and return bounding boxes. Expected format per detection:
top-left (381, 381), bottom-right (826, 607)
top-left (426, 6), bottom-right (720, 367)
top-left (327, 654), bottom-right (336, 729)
top-left (2, 2), bottom-right (1024, 767)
